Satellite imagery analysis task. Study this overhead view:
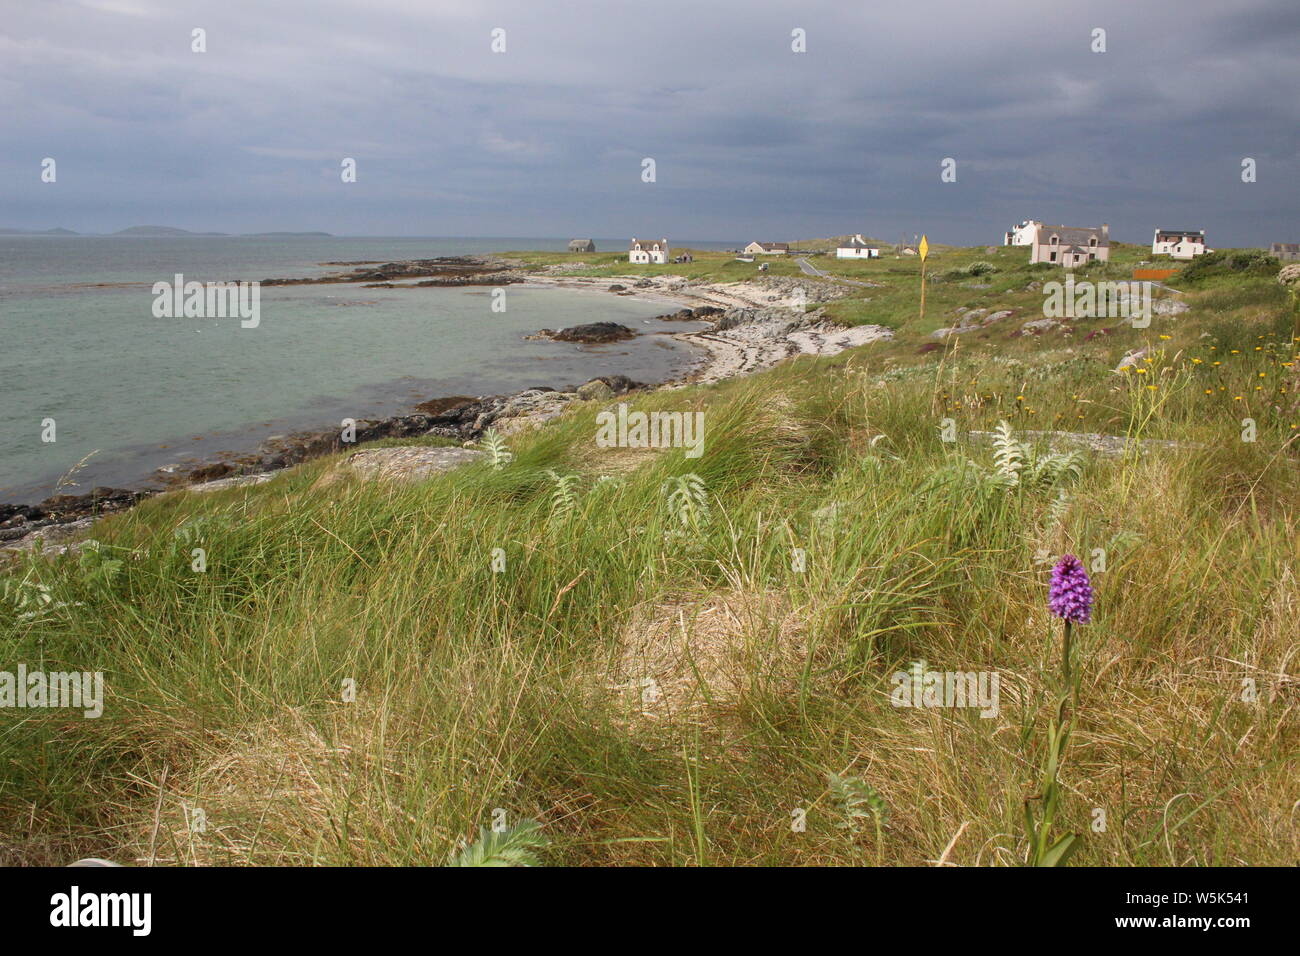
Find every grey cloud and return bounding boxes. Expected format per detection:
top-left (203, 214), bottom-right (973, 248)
top-left (2, 0), bottom-right (1296, 244)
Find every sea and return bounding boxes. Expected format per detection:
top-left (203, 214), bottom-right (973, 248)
top-left (0, 236), bottom-right (734, 504)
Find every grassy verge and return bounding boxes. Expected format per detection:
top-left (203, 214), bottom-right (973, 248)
top-left (2, 249), bottom-right (1296, 866)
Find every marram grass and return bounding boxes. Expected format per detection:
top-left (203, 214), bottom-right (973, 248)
top-left (1, 268), bottom-right (1297, 867)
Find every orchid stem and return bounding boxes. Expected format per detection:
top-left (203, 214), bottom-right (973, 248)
top-left (1062, 620), bottom-right (1073, 685)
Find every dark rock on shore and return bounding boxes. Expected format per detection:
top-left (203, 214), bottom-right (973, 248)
top-left (40, 487), bottom-right (143, 519)
top-left (654, 305), bottom-right (724, 322)
top-left (414, 395), bottom-right (478, 416)
top-left (413, 272), bottom-right (522, 287)
top-left (0, 503), bottom-right (45, 525)
top-left (259, 256), bottom-right (524, 287)
top-left (188, 462), bottom-right (236, 483)
top-left (0, 487), bottom-right (148, 544)
top-left (589, 374), bottom-right (641, 394)
top-left (527, 322), bottom-right (638, 344)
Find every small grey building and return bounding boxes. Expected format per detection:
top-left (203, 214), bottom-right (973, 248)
top-left (568, 239), bottom-right (596, 253)
top-left (1270, 242), bottom-right (1300, 261)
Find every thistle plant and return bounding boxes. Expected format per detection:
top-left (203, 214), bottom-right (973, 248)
top-left (0, 574), bottom-right (56, 623)
top-left (827, 772), bottom-right (888, 866)
top-left (991, 421), bottom-right (1084, 490)
top-left (935, 421), bottom-right (1083, 497)
top-left (661, 473), bottom-right (710, 533)
top-left (447, 819), bottom-right (548, 867)
top-left (1045, 488), bottom-right (1070, 531)
top-left (991, 420), bottom-right (1025, 483)
top-left (543, 470), bottom-right (581, 522)
top-left (481, 429), bottom-right (514, 470)
top-left (1, 540), bottom-right (121, 624)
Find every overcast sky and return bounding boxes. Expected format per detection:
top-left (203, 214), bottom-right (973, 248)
top-left (3, 0), bottom-right (1298, 245)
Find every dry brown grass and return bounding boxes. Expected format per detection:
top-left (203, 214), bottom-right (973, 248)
top-left (606, 589), bottom-right (807, 723)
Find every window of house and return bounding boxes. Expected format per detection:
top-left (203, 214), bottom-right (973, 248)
top-left (1050, 252), bottom-right (1057, 262)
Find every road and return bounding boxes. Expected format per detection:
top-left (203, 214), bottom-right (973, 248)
top-left (794, 256), bottom-right (879, 289)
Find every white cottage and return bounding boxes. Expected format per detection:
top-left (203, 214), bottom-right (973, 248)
top-left (629, 237), bottom-right (669, 264)
top-left (1004, 220), bottom-right (1041, 246)
top-left (743, 241), bottom-right (789, 255)
top-left (1152, 229), bottom-right (1209, 260)
top-left (835, 234), bottom-right (880, 259)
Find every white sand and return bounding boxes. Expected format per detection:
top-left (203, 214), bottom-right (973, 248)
top-left (526, 274), bottom-right (893, 385)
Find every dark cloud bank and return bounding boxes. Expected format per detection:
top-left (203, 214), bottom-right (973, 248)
top-left (3, 0), bottom-right (1298, 246)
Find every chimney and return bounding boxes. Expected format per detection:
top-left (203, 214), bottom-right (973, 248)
top-left (1101, 223), bottom-right (1109, 240)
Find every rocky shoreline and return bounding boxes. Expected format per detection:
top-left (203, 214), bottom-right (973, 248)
top-left (260, 255), bottom-right (527, 287)
top-left (1, 257), bottom-right (895, 554)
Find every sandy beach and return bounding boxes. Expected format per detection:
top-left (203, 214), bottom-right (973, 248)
top-left (521, 270), bottom-right (894, 384)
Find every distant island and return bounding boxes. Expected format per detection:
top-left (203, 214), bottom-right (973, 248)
top-left (0, 225), bottom-right (334, 237)
top-left (0, 227), bottom-right (79, 236)
top-left (113, 225), bottom-right (231, 237)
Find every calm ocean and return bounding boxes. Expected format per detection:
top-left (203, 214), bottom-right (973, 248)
top-left (0, 236), bottom-right (733, 503)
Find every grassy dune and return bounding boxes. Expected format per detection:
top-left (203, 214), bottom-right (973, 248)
top-left (2, 248), bottom-right (1296, 866)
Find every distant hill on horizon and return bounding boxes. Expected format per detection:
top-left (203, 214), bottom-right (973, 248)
top-left (0, 226), bottom-right (334, 238)
top-left (0, 227), bottom-right (79, 236)
top-left (113, 225), bottom-right (230, 237)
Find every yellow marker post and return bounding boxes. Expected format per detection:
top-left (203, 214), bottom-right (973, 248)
top-left (918, 235), bottom-right (929, 322)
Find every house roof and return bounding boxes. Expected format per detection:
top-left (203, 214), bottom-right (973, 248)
top-left (1155, 229), bottom-right (1204, 238)
top-left (629, 238), bottom-right (667, 249)
top-left (1271, 242), bottom-right (1300, 252)
top-left (1039, 225), bottom-right (1107, 246)
top-left (837, 237), bottom-right (875, 248)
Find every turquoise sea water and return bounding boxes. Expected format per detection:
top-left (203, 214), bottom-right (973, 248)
top-left (0, 236), bottom-right (730, 503)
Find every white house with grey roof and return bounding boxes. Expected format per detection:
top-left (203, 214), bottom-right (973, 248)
top-left (1029, 223), bottom-right (1110, 267)
top-left (628, 237), bottom-right (669, 264)
top-left (1152, 229), bottom-right (1209, 259)
top-left (835, 234), bottom-right (880, 258)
